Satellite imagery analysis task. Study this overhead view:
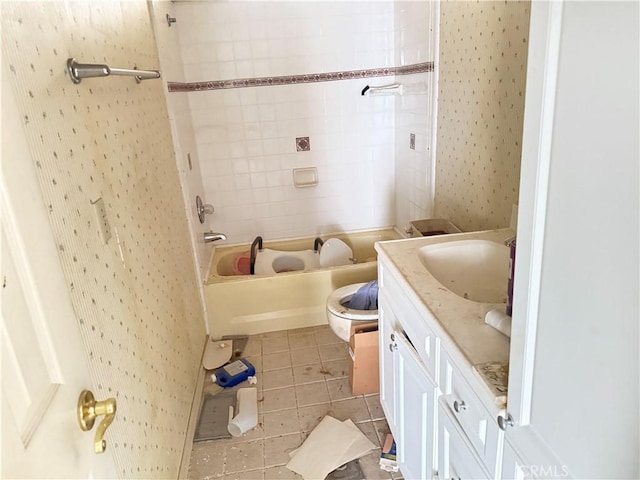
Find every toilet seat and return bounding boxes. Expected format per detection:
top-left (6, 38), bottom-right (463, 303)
top-left (326, 283), bottom-right (378, 321)
top-left (319, 238), bottom-right (353, 267)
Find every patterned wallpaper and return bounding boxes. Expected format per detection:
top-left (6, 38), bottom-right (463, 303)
top-left (434, 1), bottom-right (531, 231)
top-left (1, 2), bottom-right (205, 477)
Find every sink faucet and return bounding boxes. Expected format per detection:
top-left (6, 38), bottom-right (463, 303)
top-left (204, 231), bottom-right (227, 243)
top-left (504, 235), bottom-right (516, 247)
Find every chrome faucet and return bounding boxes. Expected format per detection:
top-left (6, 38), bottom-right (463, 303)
top-left (204, 232), bottom-right (227, 243)
top-left (504, 235), bottom-right (516, 247)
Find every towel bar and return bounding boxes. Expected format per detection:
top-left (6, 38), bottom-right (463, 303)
top-left (66, 58), bottom-right (161, 84)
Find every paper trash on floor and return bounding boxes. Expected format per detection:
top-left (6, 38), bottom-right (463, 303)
top-left (286, 415), bottom-right (376, 480)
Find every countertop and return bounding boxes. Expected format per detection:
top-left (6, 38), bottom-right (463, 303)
top-left (375, 228), bottom-right (513, 408)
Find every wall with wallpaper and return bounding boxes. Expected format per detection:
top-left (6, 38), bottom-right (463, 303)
top-left (434, 1), bottom-right (531, 231)
top-left (173, 1), bottom-right (398, 244)
top-left (1, 2), bottom-right (205, 477)
top-left (394, 1), bottom-right (438, 233)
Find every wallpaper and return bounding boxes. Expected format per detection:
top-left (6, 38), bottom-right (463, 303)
top-left (434, 0), bottom-right (531, 231)
top-left (1, 1), bottom-right (206, 477)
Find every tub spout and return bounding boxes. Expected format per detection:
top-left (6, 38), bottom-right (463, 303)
top-left (204, 231), bottom-right (227, 243)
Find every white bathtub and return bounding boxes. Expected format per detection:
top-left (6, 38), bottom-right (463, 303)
top-left (204, 229), bottom-right (401, 338)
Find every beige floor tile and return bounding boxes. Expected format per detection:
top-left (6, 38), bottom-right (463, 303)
top-left (224, 440), bottom-right (264, 474)
top-left (318, 343), bottom-right (349, 362)
top-left (314, 328), bottom-right (342, 345)
top-left (355, 420), bottom-right (381, 447)
top-left (242, 337), bottom-right (263, 357)
top-left (292, 363), bottom-right (327, 384)
top-left (260, 330), bottom-right (288, 340)
top-left (294, 381), bottom-right (330, 407)
top-left (326, 377), bottom-right (356, 401)
top-left (263, 408), bottom-right (301, 437)
top-left (223, 470), bottom-right (264, 480)
top-left (263, 352), bottom-right (292, 371)
top-left (320, 358), bottom-right (350, 379)
top-left (263, 466), bottom-right (303, 479)
top-left (261, 367), bottom-right (294, 390)
top-left (373, 419), bottom-right (392, 446)
top-left (262, 336), bottom-right (290, 354)
top-left (189, 440), bottom-right (226, 479)
top-left (365, 394), bottom-right (385, 420)
top-left (263, 433), bottom-right (302, 468)
top-left (262, 387), bottom-right (297, 413)
top-left (287, 332), bottom-right (317, 349)
top-left (330, 397), bottom-right (371, 423)
top-left (290, 346), bottom-right (321, 366)
top-left (358, 449), bottom-right (394, 480)
top-left (297, 403), bottom-right (333, 432)
top-left (287, 326), bottom-right (317, 336)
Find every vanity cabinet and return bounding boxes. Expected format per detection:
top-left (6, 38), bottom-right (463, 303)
top-left (378, 254), bottom-right (504, 480)
top-left (379, 272), bottom-right (437, 480)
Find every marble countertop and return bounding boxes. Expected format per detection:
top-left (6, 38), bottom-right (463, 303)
top-left (376, 228), bottom-right (513, 408)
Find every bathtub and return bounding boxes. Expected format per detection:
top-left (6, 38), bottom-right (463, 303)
top-left (204, 229), bottom-right (401, 338)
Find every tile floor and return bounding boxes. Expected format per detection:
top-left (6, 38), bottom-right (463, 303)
top-left (188, 325), bottom-right (400, 480)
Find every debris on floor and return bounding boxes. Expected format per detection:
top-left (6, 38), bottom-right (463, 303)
top-left (379, 433), bottom-right (398, 473)
top-left (227, 387), bottom-right (258, 437)
top-left (285, 415), bottom-right (376, 479)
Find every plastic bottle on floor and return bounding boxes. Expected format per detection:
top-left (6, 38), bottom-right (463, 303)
top-left (211, 358), bottom-right (256, 388)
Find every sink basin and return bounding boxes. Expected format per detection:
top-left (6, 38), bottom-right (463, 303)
top-left (418, 239), bottom-right (510, 303)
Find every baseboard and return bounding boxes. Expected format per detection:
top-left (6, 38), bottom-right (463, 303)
top-left (178, 336), bottom-right (208, 479)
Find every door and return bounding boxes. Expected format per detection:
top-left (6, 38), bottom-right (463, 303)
top-left (395, 332), bottom-right (437, 480)
top-left (1, 64), bottom-right (117, 479)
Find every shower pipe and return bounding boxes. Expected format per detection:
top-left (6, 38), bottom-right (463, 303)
top-left (66, 58), bottom-right (161, 85)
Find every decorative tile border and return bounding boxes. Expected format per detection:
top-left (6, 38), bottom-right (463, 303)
top-left (168, 61), bottom-right (433, 93)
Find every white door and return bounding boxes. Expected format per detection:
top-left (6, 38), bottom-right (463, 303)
top-left (1, 65), bottom-right (117, 479)
top-left (395, 332), bottom-right (437, 480)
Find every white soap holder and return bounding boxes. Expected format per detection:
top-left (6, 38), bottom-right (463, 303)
top-left (293, 167), bottom-right (318, 187)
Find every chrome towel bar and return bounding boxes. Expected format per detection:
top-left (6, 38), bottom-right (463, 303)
top-left (66, 58), bottom-right (161, 84)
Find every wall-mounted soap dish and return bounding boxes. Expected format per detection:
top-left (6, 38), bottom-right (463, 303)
top-left (293, 167), bottom-right (318, 188)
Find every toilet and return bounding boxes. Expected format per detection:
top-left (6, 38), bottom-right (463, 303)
top-left (326, 282), bottom-right (378, 342)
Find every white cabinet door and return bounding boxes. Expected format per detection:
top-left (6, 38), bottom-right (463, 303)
top-left (378, 297), bottom-right (399, 436)
top-left (395, 332), bottom-right (437, 480)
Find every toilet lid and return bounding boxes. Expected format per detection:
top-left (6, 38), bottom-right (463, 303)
top-left (319, 238), bottom-right (353, 267)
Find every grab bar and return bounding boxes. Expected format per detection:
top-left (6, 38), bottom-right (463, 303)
top-left (66, 58), bottom-right (161, 85)
top-left (313, 237), bottom-right (324, 252)
top-left (249, 236), bottom-right (263, 275)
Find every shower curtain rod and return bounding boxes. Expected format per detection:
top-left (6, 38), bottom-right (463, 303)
top-left (66, 58), bottom-right (161, 84)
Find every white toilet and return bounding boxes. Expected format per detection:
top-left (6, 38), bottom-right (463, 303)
top-left (326, 283), bottom-right (378, 342)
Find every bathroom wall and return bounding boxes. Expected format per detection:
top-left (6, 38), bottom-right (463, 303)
top-left (1, 2), bottom-right (206, 477)
top-left (434, 1), bottom-right (531, 231)
top-left (172, 1), bottom-right (398, 245)
top-left (393, 1), bottom-right (438, 233)
top-left (149, 1), bottom-right (213, 282)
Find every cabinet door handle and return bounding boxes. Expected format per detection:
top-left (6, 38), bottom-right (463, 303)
top-left (497, 413), bottom-right (514, 430)
top-left (389, 343), bottom-right (398, 352)
top-left (453, 400), bottom-right (467, 412)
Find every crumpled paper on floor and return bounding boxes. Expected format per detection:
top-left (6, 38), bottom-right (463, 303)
top-left (285, 415), bottom-right (377, 480)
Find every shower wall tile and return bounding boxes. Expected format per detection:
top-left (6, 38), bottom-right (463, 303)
top-left (394, 2), bottom-right (437, 234)
top-left (434, 1), bottom-right (531, 231)
top-left (2, 1), bottom-right (206, 477)
top-left (173, 2), bottom-right (397, 244)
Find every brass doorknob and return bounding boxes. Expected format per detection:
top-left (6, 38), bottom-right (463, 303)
top-left (77, 390), bottom-right (116, 453)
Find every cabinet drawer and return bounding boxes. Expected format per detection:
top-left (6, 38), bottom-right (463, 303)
top-left (379, 267), bottom-right (438, 380)
top-left (438, 399), bottom-right (491, 480)
top-left (439, 351), bottom-right (502, 478)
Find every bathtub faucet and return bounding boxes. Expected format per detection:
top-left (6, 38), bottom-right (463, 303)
top-left (250, 236), bottom-right (263, 275)
top-left (204, 231), bottom-right (227, 243)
